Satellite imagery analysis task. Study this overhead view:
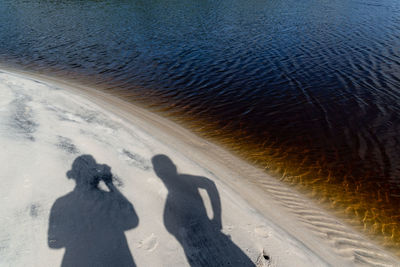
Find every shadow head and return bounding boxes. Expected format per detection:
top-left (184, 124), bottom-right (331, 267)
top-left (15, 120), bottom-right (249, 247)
top-left (152, 154), bottom-right (177, 180)
top-left (66, 154), bottom-right (110, 188)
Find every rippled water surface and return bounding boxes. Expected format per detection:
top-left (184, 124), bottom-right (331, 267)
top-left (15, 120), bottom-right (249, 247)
top-left (1, 0), bottom-right (400, 252)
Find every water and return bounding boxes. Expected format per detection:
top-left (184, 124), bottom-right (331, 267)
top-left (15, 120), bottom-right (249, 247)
top-left (1, 0), bottom-right (400, 252)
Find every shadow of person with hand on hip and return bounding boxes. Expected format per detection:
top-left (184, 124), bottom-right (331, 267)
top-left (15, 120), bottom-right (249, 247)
top-left (152, 154), bottom-right (254, 267)
top-left (48, 155), bottom-right (138, 267)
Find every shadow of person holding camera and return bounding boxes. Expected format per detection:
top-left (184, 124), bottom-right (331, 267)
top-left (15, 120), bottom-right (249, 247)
top-left (48, 155), bottom-right (138, 267)
top-left (152, 154), bottom-right (254, 267)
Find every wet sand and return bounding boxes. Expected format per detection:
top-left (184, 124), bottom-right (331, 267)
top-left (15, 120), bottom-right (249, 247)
top-left (0, 68), bottom-right (398, 266)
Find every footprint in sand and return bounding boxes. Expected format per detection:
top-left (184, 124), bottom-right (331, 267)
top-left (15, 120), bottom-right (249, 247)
top-left (254, 225), bottom-right (271, 239)
top-left (138, 233), bottom-right (158, 252)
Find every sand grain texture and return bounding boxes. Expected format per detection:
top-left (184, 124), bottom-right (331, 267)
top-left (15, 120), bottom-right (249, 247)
top-left (0, 69), bottom-right (398, 266)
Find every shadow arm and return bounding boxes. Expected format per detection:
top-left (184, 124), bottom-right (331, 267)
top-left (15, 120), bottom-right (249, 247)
top-left (47, 202), bottom-right (65, 249)
top-left (106, 182), bottom-right (139, 229)
top-left (198, 177), bottom-right (222, 230)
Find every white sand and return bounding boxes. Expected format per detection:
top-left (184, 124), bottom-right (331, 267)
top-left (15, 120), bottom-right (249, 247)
top-left (0, 69), bottom-right (398, 266)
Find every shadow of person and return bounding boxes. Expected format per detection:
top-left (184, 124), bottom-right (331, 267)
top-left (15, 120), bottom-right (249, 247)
top-left (48, 155), bottom-right (138, 267)
top-left (152, 154), bottom-right (255, 267)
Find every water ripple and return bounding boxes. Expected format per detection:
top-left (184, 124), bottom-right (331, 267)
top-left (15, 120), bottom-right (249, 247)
top-left (1, 0), bottom-right (400, 254)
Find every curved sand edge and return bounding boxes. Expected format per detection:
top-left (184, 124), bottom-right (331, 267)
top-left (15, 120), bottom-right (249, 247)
top-left (0, 67), bottom-right (397, 266)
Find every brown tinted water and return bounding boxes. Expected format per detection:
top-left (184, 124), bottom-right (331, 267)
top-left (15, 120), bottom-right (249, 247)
top-left (1, 0), bottom-right (400, 254)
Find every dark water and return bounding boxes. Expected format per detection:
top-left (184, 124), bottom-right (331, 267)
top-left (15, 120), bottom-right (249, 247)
top-left (1, 0), bottom-right (400, 252)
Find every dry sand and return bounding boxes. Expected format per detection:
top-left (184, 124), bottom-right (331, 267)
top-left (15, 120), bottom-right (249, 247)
top-left (0, 68), bottom-right (398, 266)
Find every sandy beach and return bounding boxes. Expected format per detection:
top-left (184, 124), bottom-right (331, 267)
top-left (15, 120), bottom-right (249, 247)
top-left (0, 69), bottom-right (398, 266)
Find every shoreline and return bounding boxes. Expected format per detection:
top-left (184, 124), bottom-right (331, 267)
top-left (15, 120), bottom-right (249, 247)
top-left (0, 67), bottom-right (398, 266)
